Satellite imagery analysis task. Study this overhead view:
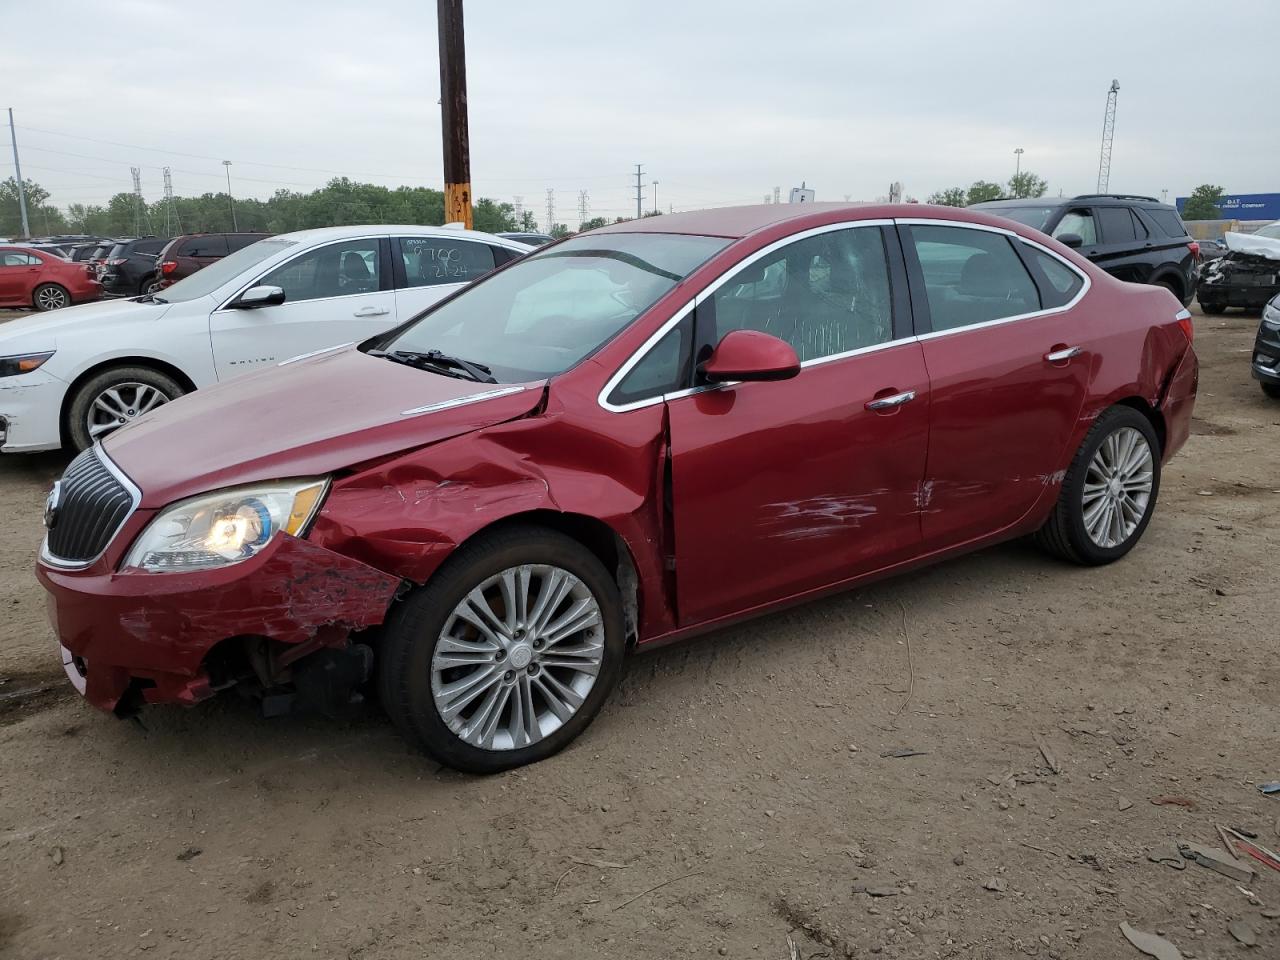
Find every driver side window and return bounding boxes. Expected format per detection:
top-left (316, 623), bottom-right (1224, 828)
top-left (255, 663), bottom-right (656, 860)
top-left (260, 239), bottom-right (381, 303)
top-left (1053, 209), bottom-right (1097, 246)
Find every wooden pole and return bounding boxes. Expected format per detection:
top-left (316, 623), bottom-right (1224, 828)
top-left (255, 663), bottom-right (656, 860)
top-left (437, 0), bottom-right (472, 228)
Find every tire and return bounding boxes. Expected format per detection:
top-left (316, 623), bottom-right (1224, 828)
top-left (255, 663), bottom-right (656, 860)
top-left (66, 366), bottom-right (186, 451)
top-left (1034, 406), bottom-right (1161, 566)
top-left (142, 276), bottom-right (163, 295)
top-left (33, 283), bottom-right (70, 311)
top-left (1262, 383), bottom-right (1280, 401)
top-left (1200, 302), bottom-right (1226, 315)
top-left (1154, 278), bottom-right (1184, 304)
top-left (378, 525), bottom-right (625, 773)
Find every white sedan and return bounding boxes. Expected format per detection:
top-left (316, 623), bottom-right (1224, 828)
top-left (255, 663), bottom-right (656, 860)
top-left (0, 225), bottom-right (532, 452)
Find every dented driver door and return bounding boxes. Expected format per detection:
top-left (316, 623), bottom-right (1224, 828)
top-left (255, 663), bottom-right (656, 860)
top-left (666, 223), bottom-right (930, 627)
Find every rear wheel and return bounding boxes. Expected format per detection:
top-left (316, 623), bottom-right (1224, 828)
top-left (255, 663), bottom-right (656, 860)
top-left (142, 276), bottom-right (163, 295)
top-left (378, 525), bottom-right (625, 773)
top-left (66, 366), bottom-right (185, 451)
top-left (33, 283), bottom-right (70, 311)
top-left (1262, 382), bottom-right (1280, 400)
top-left (1035, 406), bottom-right (1161, 566)
top-left (1200, 302), bottom-right (1226, 315)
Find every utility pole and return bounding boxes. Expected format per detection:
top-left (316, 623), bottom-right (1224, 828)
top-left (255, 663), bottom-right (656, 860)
top-left (1096, 79), bottom-right (1120, 193)
top-left (222, 160), bottom-right (238, 230)
top-left (577, 190), bottom-right (588, 227)
top-left (163, 167), bottom-right (180, 235)
top-left (1013, 147), bottom-right (1024, 195)
top-left (633, 164), bottom-right (646, 219)
top-left (7, 108), bottom-right (31, 238)
top-left (438, 0), bottom-right (473, 228)
top-left (545, 188), bottom-right (555, 234)
top-left (772, 186), bottom-right (780, 204)
top-left (652, 181), bottom-right (659, 215)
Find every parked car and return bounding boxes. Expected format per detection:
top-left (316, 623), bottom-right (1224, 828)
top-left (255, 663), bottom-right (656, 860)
top-left (969, 194), bottom-right (1199, 305)
top-left (1252, 292), bottom-right (1280, 399)
top-left (85, 240), bottom-right (123, 279)
top-left (67, 243), bottom-right (104, 264)
top-left (0, 245), bottom-right (103, 311)
top-left (147, 232), bottom-right (271, 292)
top-left (1196, 237), bottom-right (1229, 262)
top-left (100, 237), bottom-right (169, 296)
top-left (497, 231), bottom-right (555, 246)
top-left (34, 203), bottom-right (1198, 772)
top-left (1197, 222), bottom-right (1280, 315)
top-left (0, 225), bottom-right (532, 452)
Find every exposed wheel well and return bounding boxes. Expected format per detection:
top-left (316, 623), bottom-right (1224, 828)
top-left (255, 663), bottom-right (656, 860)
top-left (1114, 396), bottom-right (1166, 455)
top-left (59, 358), bottom-right (198, 445)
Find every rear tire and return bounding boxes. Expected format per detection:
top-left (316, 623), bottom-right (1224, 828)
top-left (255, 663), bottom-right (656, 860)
top-left (66, 366), bottom-right (185, 451)
top-left (1262, 383), bottom-right (1280, 400)
top-left (1035, 406), bottom-right (1161, 566)
top-left (33, 283), bottom-right (70, 311)
top-left (378, 525), bottom-right (625, 774)
top-left (1200, 302), bottom-right (1226, 315)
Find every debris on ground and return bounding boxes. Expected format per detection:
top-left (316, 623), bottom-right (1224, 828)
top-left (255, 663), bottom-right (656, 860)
top-left (1258, 781), bottom-right (1280, 795)
top-left (1118, 797), bottom-right (1134, 811)
top-left (1227, 918), bottom-right (1258, 946)
top-left (50, 846), bottom-right (64, 866)
top-left (1119, 921), bottom-right (1182, 960)
top-left (176, 846), bottom-right (202, 862)
top-left (1147, 844), bottom-right (1186, 870)
top-left (1036, 737), bottom-right (1060, 774)
top-left (982, 878), bottom-right (1008, 893)
top-left (1222, 828), bottom-right (1280, 874)
top-left (878, 749), bottom-right (926, 759)
top-left (1179, 842), bottom-right (1257, 883)
top-left (1150, 796), bottom-right (1196, 808)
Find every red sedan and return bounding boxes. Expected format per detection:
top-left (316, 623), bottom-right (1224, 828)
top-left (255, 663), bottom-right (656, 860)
top-left (0, 245), bottom-right (103, 310)
top-left (37, 204), bottom-right (1197, 772)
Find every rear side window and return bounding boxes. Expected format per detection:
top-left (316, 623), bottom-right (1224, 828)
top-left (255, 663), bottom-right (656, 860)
top-left (908, 225), bottom-right (1040, 332)
top-left (1, 252), bottom-right (39, 266)
top-left (1097, 207), bottom-right (1137, 244)
top-left (397, 237), bottom-right (495, 288)
top-left (1023, 244), bottom-right (1084, 308)
top-left (181, 235), bottom-right (229, 257)
top-left (1148, 209), bottom-right (1188, 238)
top-left (132, 239), bottom-right (167, 255)
top-left (228, 234), bottom-right (264, 252)
top-left (607, 316), bottom-right (692, 407)
top-left (1052, 209), bottom-right (1097, 246)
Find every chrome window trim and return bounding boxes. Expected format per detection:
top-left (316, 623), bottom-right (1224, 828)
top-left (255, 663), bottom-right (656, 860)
top-left (401, 385), bottom-right (527, 417)
top-left (278, 342), bottom-right (355, 366)
top-left (39, 443), bottom-right (142, 571)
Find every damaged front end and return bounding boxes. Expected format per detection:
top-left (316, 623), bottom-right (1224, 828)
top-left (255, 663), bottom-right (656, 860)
top-left (1198, 232), bottom-right (1280, 311)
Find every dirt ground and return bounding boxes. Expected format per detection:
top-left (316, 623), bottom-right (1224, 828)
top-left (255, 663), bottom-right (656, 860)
top-left (1, 304), bottom-right (1277, 960)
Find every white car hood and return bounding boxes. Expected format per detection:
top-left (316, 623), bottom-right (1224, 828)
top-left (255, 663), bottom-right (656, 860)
top-left (1224, 230), bottom-right (1280, 262)
top-left (0, 297), bottom-right (178, 353)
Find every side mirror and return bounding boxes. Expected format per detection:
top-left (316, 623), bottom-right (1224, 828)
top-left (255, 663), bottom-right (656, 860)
top-left (699, 329), bottom-right (801, 384)
top-left (1056, 233), bottom-right (1084, 249)
top-left (233, 284), bottom-right (285, 309)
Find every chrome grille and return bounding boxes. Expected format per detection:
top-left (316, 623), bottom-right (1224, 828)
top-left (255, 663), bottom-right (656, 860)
top-left (44, 447), bottom-right (138, 565)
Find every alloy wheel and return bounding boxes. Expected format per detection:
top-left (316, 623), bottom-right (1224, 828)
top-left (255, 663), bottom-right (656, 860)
top-left (1081, 426), bottom-right (1154, 549)
top-left (431, 564), bottom-right (604, 751)
top-left (36, 286), bottom-right (68, 310)
top-left (85, 382), bottom-right (170, 440)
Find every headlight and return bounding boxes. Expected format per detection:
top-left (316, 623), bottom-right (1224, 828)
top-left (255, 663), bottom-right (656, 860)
top-left (1263, 301), bottom-right (1280, 330)
top-left (123, 478), bottom-right (328, 572)
top-left (0, 351), bottom-right (54, 377)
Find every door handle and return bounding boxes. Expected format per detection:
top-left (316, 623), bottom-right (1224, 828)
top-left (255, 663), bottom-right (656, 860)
top-left (865, 389), bottom-right (916, 411)
top-left (1044, 346), bottom-right (1082, 362)
top-left (353, 306), bottom-right (390, 317)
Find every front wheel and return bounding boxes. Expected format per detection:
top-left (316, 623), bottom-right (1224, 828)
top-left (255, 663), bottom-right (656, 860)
top-left (1035, 406), bottom-right (1161, 566)
top-left (1200, 302), bottom-right (1226, 315)
top-left (66, 366), bottom-right (185, 451)
top-left (378, 526), bottom-right (626, 773)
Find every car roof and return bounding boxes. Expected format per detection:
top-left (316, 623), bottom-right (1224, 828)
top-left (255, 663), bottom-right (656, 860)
top-left (974, 195), bottom-right (1179, 211)
top-left (270, 224), bottom-right (529, 247)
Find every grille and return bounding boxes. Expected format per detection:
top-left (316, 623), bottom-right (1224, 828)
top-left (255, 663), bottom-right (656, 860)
top-left (45, 447), bottom-right (137, 564)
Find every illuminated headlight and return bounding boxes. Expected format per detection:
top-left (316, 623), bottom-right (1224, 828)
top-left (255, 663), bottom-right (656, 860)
top-left (123, 479), bottom-right (328, 572)
top-left (1263, 300), bottom-right (1280, 330)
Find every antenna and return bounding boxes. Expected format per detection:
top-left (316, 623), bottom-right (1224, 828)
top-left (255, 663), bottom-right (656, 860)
top-left (1097, 79), bottom-right (1120, 193)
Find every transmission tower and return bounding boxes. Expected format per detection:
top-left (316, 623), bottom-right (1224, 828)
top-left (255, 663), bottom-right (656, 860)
top-left (632, 164), bottom-right (645, 219)
top-left (577, 190), bottom-right (589, 227)
top-left (772, 186), bottom-right (781, 204)
top-left (162, 167), bottom-right (181, 236)
top-left (1096, 79), bottom-right (1120, 193)
top-left (130, 167), bottom-right (152, 236)
top-left (545, 188), bottom-right (555, 233)
top-left (513, 194), bottom-right (524, 225)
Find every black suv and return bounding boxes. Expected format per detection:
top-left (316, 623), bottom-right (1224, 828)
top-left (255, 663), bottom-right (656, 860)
top-left (100, 237), bottom-right (169, 296)
top-left (969, 194), bottom-right (1199, 306)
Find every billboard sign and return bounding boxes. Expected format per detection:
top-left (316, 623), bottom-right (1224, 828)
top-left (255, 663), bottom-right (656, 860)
top-left (1175, 193), bottom-right (1280, 221)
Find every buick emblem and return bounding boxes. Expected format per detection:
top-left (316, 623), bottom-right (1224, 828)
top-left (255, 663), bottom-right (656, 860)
top-left (44, 481), bottom-right (62, 530)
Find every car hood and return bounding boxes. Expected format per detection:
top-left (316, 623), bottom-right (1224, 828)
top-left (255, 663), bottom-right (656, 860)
top-left (0, 296), bottom-right (175, 352)
top-left (104, 346), bottom-right (544, 508)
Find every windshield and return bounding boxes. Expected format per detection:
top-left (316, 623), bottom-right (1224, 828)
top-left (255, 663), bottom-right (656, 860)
top-left (1256, 222), bottom-right (1280, 240)
top-left (973, 205), bottom-right (1057, 230)
top-left (376, 232), bottom-right (730, 381)
top-left (157, 238), bottom-right (296, 303)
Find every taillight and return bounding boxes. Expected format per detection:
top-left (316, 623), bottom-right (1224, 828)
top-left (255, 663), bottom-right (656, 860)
top-left (107, 258), bottom-right (127, 266)
top-left (1187, 241), bottom-right (1200, 260)
top-left (160, 260), bottom-right (177, 275)
top-left (1175, 308), bottom-right (1194, 343)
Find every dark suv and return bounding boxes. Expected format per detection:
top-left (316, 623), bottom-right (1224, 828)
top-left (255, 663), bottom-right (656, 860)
top-left (149, 232), bottom-right (270, 290)
top-left (100, 237), bottom-right (169, 296)
top-left (970, 194), bottom-right (1199, 306)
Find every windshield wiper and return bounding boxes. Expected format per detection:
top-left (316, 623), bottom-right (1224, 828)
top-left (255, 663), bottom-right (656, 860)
top-left (375, 349), bottom-right (496, 383)
top-left (135, 293), bottom-right (168, 304)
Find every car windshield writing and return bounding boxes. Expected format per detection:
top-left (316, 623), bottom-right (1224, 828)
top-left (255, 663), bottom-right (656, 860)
top-left (379, 232), bottom-right (729, 382)
top-left (158, 239), bottom-right (296, 303)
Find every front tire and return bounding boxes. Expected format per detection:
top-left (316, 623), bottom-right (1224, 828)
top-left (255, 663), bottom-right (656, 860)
top-left (66, 366), bottom-right (185, 451)
top-left (1200, 302), bottom-right (1226, 315)
top-left (33, 283), bottom-right (70, 311)
top-left (378, 525), bottom-right (626, 773)
top-left (1035, 406), bottom-right (1161, 566)
top-left (1262, 382), bottom-right (1280, 400)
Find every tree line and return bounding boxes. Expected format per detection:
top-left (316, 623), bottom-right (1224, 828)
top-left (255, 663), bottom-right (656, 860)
top-left (925, 171), bottom-right (1049, 207)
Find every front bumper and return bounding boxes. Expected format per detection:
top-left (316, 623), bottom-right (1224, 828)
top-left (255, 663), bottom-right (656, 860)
top-left (1198, 279), bottom-right (1280, 309)
top-left (0, 370), bottom-right (69, 452)
top-left (38, 532), bottom-right (401, 712)
top-left (1253, 323), bottom-right (1280, 386)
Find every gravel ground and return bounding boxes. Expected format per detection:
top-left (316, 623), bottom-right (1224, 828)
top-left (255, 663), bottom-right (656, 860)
top-left (1, 304), bottom-right (1278, 960)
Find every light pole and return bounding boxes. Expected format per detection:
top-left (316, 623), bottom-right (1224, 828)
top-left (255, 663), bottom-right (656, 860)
top-left (222, 160), bottom-right (238, 230)
top-left (652, 181), bottom-right (658, 215)
top-left (1013, 147), bottom-right (1024, 196)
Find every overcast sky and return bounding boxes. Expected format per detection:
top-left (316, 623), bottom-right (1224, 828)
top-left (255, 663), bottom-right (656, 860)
top-left (6, 0), bottom-right (1276, 228)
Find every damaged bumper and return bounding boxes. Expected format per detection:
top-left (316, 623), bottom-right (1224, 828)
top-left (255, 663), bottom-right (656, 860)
top-left (0, 370), bottom-right (67, 453)
top-left (1198, 253), bottom-right (1280, 309)
top-left (37, 534), bottom-right (400, 713)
